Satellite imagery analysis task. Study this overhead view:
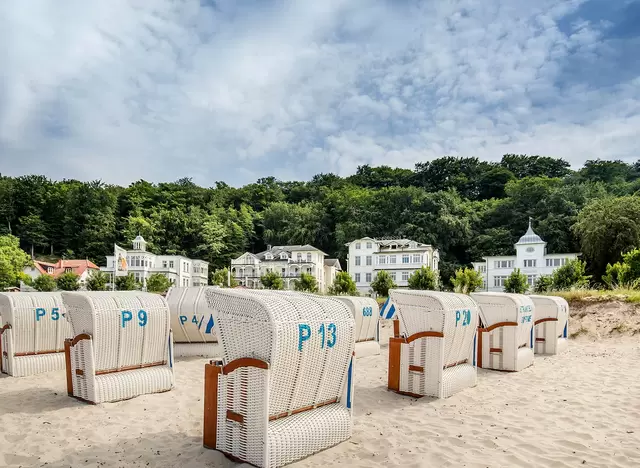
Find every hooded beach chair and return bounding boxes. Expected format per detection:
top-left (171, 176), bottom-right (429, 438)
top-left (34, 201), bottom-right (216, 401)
top-left (165, 286), bottom-right (222, 357)
top-left (387, 290), bottom-right (478, 398)
top-left (0, 292), bottom-right (73, 377)
top-left (61, 291), bottom-right (174, 404)
top-left (470, 292), bottom-right (534, 372)
top-left (529, 295), bottom-right (569, 355)
top-left (332, 296), bottom-right (380, 358)
top-left (203, 289), bottom-right (355, 468)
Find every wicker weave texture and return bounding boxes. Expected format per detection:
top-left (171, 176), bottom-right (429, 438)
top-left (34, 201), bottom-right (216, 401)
top-left (529, 295), bottom-right (569, 355)
top-left (0, 292), bottom-right (72, 376)
top-left (390, 290), bottom-right (478, 398)
top-left (165, 287), bottom-right (219, 344)
top-left (205, 289), bottom-right (355, 467)
top-left (62, 292), bottom-right (174, 403)
top-left (471, 292), bottom-right (535, 371)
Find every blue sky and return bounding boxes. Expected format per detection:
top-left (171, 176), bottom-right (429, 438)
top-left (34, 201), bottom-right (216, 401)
top-left (1, 0), bottom-right (639, 187)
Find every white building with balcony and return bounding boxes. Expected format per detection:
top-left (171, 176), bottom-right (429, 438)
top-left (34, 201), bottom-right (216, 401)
top-left (230, 244), bottom-right (341, 293)
top-left (345, 237), bottom-right (440, 294)
top-left (102, 235), bottom-right (209, 288)
top-left (471, 220), bottom-right (580, 292)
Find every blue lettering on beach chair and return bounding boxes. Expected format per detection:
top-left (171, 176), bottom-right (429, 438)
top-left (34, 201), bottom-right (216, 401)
top-left (35, 308), bottom-right (46, 321)
top-left (121, 310), bottom-right (133, 328)
top-left (179, 315), bottom-right (187, 325)
top-left (298, 324), bottom-right (311, 351)
top-left (205, 315), bottom-right (215, 334)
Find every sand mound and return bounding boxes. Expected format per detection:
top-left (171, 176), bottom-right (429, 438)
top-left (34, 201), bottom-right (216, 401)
top-left (568, 300), bottom-right (640, 340)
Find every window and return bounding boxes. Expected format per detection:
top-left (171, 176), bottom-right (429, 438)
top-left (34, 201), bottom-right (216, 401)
top-left (65, 267), bottom-right (72, 273)
top-left (402, 271), bottom-right (409, 281)
top-left (527, 275), bottom-right (536, 286)
top-left (412, 254), bottom-right (421, 263)
top-left (546, 258), bottom-right (563, 267)
top-left (306, 253), bottom-right (312, 262)
top-left (365, 273), bottom-right (372, 283)
top-left (375, 256), bottom-right (383, 265)
top-left (355, 256), bottom-right (361, 266)
top-left (366, 242), bottom-right (372, 249)
top-left (281, 268), bottom-right (286, 275)
top-left (169, 261), bottom-right (174, 269)
top-left (163, 261), bottom-right (167, 268)
top-left (477, 265), bottom-right (486, 273)
top-left (388, 255), bottom-right (396, 264)
top-left (524, 259), bottom-right (536, 268)
top-left (494, 276), bottom-right (507, 287)
top-left (265, 253), bottom-right (273, 260)
top-left (355, 242), bottom-right (361, 250)
top-left (297, 253), bottom-right (302, 261)
top-left (389, 271), bottom-right (396, 281)
top-left (355, 273), bottom-right (361, 283)
top-left (280, 253), bottom-right (288, 259)
top-left (402, 254), bottom-right (410, 264)
top-left (494, 260), bottom-right (514, 269)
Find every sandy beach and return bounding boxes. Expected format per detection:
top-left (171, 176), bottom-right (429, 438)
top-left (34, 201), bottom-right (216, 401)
top-left (1, 326), bottom-right (639, 468)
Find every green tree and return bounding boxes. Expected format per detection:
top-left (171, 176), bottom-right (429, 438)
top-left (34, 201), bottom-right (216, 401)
top-left (56, 272), bottom-right (80, 291)
top-left (0, 235), bottom-right (32, 290)
top-left (116, 273), bottom-right (138, 291)
top-left (146, 273), bottom-right (171, 293)
top-left (551, 260), bottom-right (590, 290)
top-left (33, 274), bottom-right (57, 292)
top-left (618, 249), bottom-right (640, 287)
top-left (504, 268), bottom-right (528, 294)
top-left (533, 275), bottom-right (553, 293)
top-left (86, 270), bottom-right (109, 291)
top-left (211, 268), bottom-right (238, 287)
top-left (370, 270), bottom-right (396, 297)
top-left (17, 214), bottom-right (48, 257)
top-left (328, 271), bottom-right (358, 296)
top-left (451, 267), bottom-right (484, 294)
top-left (293, 273), bottom-right (319, 293)
top-left (408, 266), bottom-right (439, 290)
top-left (573, 196), bottom-right (640, 278)
top-left (260, 271), bottom-right (284, 290)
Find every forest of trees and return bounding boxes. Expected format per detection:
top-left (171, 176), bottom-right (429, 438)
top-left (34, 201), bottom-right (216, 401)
top-left (2, 154), bottom-right (640, 287)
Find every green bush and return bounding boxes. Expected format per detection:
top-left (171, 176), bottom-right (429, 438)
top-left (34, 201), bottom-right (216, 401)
top-left (407, 266), bottom-right (439, 290)
top-left (33, 274), bottom-right (57, 292)
top-left (86, 270), bottom-right (109, 291)
top-left (533, 275), bottom-right (553, 293)
top-left (260, 271), bottom-right (284, 290)
top-left (370, 270), bottom-right (396, 297)
top-left (294, 273), bottom-right (318, 293)
top-left (56, 272), bottom-right (80, 291)
top-left (450, 267), bottom-right (483, 294)
top-left (146, 273), bottom-right (171, 293)
top-left (328, 271), bottom-right (358, 296)
top-left (551, 259), bottom-right (590, 290)
top-left (116, 273), bottom-right (139, 291)
top-left (504, 268), bottom-right (527, 294)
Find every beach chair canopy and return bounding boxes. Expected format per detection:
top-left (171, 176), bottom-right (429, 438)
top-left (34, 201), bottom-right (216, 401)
top-left (206, 288), bottom-right (355, 417)
top-left (62, 291), bottom-right (170, 373)
top-left (165, 287), bottom-right (218, 343)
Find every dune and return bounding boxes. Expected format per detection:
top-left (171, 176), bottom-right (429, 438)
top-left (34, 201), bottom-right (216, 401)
top-left (1, 323), bottom-right (639, 468)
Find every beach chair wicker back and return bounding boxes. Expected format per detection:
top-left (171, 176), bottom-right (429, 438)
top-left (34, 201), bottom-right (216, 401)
top-left (204, 288), bottom-right (356, 467)
top-left (166, 286), bottom-right (218, 344)
top-left (0, 292), bottom-right (72, 376)
top-left (388, 290), bottom-right (478, 398)
top-left (332, 296), bottom-right (380, 358)
top-left (63, 292), bottom-right (170, 372)
top-left (470, 292), bottom-right (535, 371)
top-left (529, 295), bottom-right (569, 355)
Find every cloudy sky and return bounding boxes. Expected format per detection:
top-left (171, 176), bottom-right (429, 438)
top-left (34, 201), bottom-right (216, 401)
top-left (1, 0), bottom-right (639, 186)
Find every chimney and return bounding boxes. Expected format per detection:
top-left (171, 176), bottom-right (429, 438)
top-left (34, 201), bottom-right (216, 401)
top-left (267, 244), bottom-right (272, 251)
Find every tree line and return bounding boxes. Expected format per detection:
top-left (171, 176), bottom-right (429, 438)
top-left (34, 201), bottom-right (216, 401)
top-left (2, 154), bottom-right (640, 290)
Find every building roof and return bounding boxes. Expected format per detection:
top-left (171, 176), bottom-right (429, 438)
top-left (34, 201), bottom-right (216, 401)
top-left (345, 237), bottom-right (433, 249)
top-left (32, 259), bottom-right (100, 278)
top-left (324, 258), bottom-right (342, 270)
top-left (133, 235), bottom-right (146, 243)
top-left (256, 244), bottom-right (328, 259)
top-left (516, 218), bottom-right (545, 245)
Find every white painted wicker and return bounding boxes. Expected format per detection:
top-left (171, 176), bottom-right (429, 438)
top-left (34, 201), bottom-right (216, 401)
top-left (388, 290), bottom-right (478, 398)
top-left (203, 289), bottom-right (355, 468)
top-left (61, 291), bottom-right (174, 404)
top-left (529, 295), bottom-right (569, 355)
top-left (0, 292), bottom-right (73, 377)
top-left (165, 287), bottom-right (222, 358)
top-left (332, 296), bottom-right (380, 358)
top-left (470, 292), bottom-right (535, 372)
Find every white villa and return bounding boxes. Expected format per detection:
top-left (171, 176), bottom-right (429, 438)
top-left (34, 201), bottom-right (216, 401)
top-left (230, 244), bottom-right (341, 293)
top-left (102, 235), bottom-right (209, 288)
top-left (345, 237), bottom-right (440, 294)
top-left (472, 220), bottom-right (580, 292)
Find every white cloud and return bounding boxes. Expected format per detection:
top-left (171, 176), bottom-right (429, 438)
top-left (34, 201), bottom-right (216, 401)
top-left (1, 0), bottom-right (638, 186)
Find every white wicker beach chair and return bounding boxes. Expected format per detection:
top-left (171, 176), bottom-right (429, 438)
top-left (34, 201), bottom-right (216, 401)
top-left (332, 296), bottom-right (380, 358)
top-left (61, 291), bottom-right (174, 404)
top-left (529, 295), bottom-right (569, 355)
top-left (165, 286), bottom-right (222, 358)
top-left (387, 290), bottom-right (478, 398)
top-left (0, 292), bottom-right (73, 377)
top-left (470, 292), bottom-right (535, 372)
top-left (203, 289), bottom-right (355, 468)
